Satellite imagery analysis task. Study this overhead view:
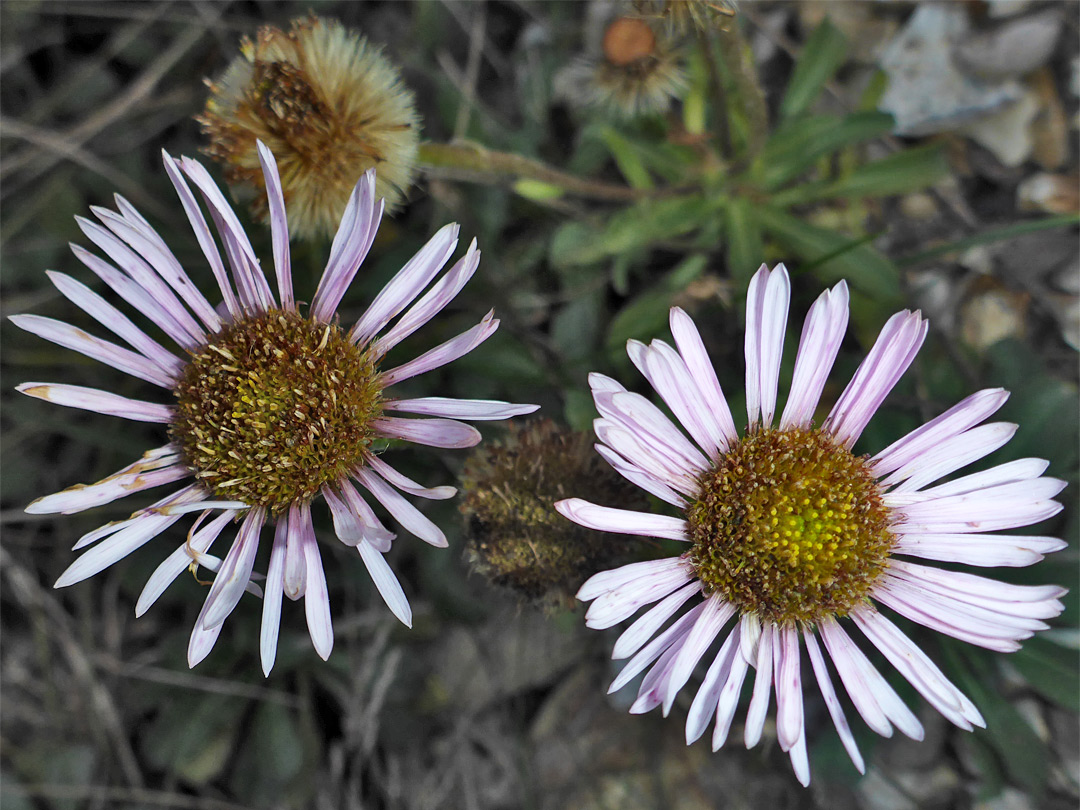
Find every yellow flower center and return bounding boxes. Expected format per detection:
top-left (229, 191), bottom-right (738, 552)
top-left (170, 310), bottom-right (382, 512)
top-left (685, 427), bottom-right (894, 625)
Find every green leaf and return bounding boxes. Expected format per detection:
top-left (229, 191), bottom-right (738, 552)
top-left (606, 254), bottom-right (708, 356)
top-left (512, 178), bottom-right (564, 201)
top-left (550, 195), bottom-right (713, 269)
top-left (1010, 636), bottom-right (1080, 711)
top-left (756, 111), bottom-right (895, 190)
top-left (597, 126), bottom-right (654, 189)
top-left (775, 144), bottom-right (948, 205)
top-left (756, 205), bottom-right (900, 301)
top-left (897, 213), bottom-right (1080, 267)
top-left (551, 288), bottom-right (604, 362)
top-left (724, 197), bottom-right (765, 288)
top-left (228, 702), bottom-right (312, 807)
top-left (564, 388), bottom-right (598, 432)
top-left (779, 17), bottom-right (848, 120)
top-left (142, 693), bottom-right (247, 785)
top-left (940, 640), bottom-right (1049, 797)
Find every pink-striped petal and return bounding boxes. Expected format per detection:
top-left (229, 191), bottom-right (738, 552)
top-left (668, 307), bottom-right (738, 447)
top-left (664, 595), bottom-right (735, 714)
top-left (774, 625), bottom-right (804, 751)
top-left (886, 560), bottom-right (1066, 612)
top-left (46, 271), bottom-right (183, 375)
top-left (594, 443), bottom-right (687, 507)
top-left (609, 603), bottom-right (706, 694)
top-left (780, 281), bottom-right (850, 429)
top-left (187, 616), bottom-right (224, 668)
top-left (339, 477), bottom-right (395, 550)
top-left (817, 617), bottom-right (924, 740)
top-left (871, 388), bottom-right (1010, 477)
top-left (373, 240), bottom-right (481, 354)
top-left (18, 383), bottom-right (172, 424)
top-left (11, 314), bottom-right (176, 387)
top-left (883, 423), bottom-right (1019, 493)
top-left (584, 564), bottom-right (695, 630)
top-left (632, 339), bottom-right (727, 460)
top-left (69, 243), bottom-right (198, 350)
top-left (199, 507), bottom-right (265, 630)
top-left (788, 731), bottom-right (811, 787)
top-left (607, 391), bottom-right (711, 476)
top-left (743, 623), bottom-right (776, 748)
top-left (363, 454), bottom-right (456, 500)
top-left (594, 419), bottom-right (699, 496)
top-left (136, 511), bottom-right (235, 618)
top-left (348, 221), bottom-right (457, 344)
top-left (301, 526), bottom-right (333, 660)
top-left (825, 310), bottom-right (928, 448)
top-left (613, 581), bottom-right (701, 660)
top-left (358, 539), bottom-right (412, 627)
top-left (178, 156), bottom-right (274, 311)
top-left (75, 217), bottom-right (206, 345)
top-left (323, 484), bottom-right (367, 547)
top-left (383, 396), bottom-right (539, 421)
top-left (744, 264), bottom-right (791, 429)
top-left (260, 519), bottom-right (288, 676)
top-left (373, 416), bottom-right (481, 449)
top-left (160, 151), bottom-right (240, 316)
top-left (685, 625), bottom-right (740, 744)
top-left (630, 636), bottom-right (688, 714)
top-left (378, 311), bottom-right (498, 387)
top-left (851, 608), bottom-right (983, 730)
top-left (91, 205), bottom-right (222, 332)
top-left (54, 486), bottom-right (204, 586)
top-left (913, 458), bottom-right (1050, 499)
top-left (891, 532), bottom-right (1066, 567)
top-left (355, 467), bottom-right (447, 547)
top-left (284, 502), bottom-right (309, 600)
top-left (874, 578), bottom-right (1029, 652)
top-left (712, 623), bottom-right (751, 750)
top-left (255, 141), bottom-right (293, 310)
top-left (27, 445), bottom-right (185, 515)
top-left (312, 171), bottom-right (382, 323)
top-left (555, 498), bottom-right (688, 541)
top-left (803, 628), bottom-right (865, 774)
top-left (577, 556), bottom-right (691, 602)
top-left (894, 478), bottom-right (1066, 526)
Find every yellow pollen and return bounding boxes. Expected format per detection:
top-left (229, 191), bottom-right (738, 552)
top-left (685, 427), bottom-right (894, 625)
top-left (170, 309), bottom-right (382, 513)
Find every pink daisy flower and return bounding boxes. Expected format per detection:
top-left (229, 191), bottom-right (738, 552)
top-left (555, 263), bottom-right (1067, 786)
top-left (14, 141), bottom-right (538, 674)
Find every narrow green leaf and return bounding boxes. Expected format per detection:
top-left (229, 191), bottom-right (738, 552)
top-left (897, 213), bottom-right (1080, 267)
top-left (606, 254), bottom-right (708, 355)
top-left (756, 111), bottom-right (895, 190)
top-left (512, 178), bottom-right (565, 201)
top-left (756, 205), bottom-right (900, 301)
top-left (598, 126), bottom-right (654, 189)
top-left (940, 641), bottom-right (1049, 798)
top-left (724, 198), bottom-right (765, 288)
top-left (779, 18), bottom-right (848, 120)
top-left (1010, 636), bottom-right (1080, 712)
top-left (777, 144), bottom-right (947, 205)
top-left (550, 195), bottom-right (713, 269)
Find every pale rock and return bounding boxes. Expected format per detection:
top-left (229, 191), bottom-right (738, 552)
top-left (879, 5), bottom-right (1023, 137)
top-left (959, 88), bottom-right (1040, 167)
top-left (953, 8), bottom-right (1063, 81)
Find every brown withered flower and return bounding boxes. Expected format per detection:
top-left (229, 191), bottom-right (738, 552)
top-left (199, 15), bottom-right (420, 239)
top-left (459, 420), bottom-right (646, 610)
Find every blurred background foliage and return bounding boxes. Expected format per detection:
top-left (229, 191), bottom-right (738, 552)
top-left (1, 2), bottom-right (1077, 809)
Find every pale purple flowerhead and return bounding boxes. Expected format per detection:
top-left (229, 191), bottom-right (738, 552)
top-left (13, 141), bottom-right (538, 674)
top-left (556, 263), bottom-right (1067, 786)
